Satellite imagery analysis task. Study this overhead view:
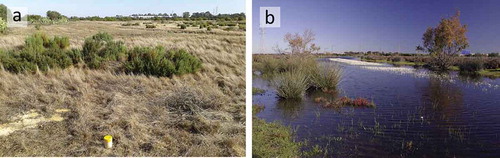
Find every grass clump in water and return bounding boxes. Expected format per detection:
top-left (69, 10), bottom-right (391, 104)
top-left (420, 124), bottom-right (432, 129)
top-left (272, 69), bottom-right (309, 99)
top-left (254, 54), bottom-right (343, 99)
top-left (311, 64), bottom-right (342, 92)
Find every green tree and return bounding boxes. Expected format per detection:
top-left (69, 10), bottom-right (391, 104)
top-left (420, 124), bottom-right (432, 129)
top-left (0, 4), bottom-right (6, 20)
top-left (27, 14), bottom-right (42, 22)
top-left (421, 11), bottom-right (469, 70)
top-left (182, 12), bottom-right (190, 18)
top-left (46, 10), bottom-right (62, 20)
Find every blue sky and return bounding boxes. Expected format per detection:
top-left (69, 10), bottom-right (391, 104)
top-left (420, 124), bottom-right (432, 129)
top-left (253, 0), bottom-right (500, 54)
top-left (1, 0), bottom-right (245, 17)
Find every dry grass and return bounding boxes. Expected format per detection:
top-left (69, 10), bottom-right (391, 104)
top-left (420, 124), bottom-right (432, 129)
top-left (0, 21), bottom-right (245, 157)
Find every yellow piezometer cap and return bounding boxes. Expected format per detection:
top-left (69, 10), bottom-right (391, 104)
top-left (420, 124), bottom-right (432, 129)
top-left (104, 135), bottom-right (112, 142)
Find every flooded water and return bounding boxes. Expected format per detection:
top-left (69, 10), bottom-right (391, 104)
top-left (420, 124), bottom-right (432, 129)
top-left (253, 57), bottom-right (500, 157)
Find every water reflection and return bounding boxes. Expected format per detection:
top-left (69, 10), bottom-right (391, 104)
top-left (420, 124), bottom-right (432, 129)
top-left (458, 72), bottom-right (483, 82)
top-left (276, 99), bottom-right (303, 119)
top-left (422, 77), bottom-right (463, 111)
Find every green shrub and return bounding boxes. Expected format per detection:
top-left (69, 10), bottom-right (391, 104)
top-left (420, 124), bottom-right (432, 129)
top-left (166, 49), bottom-right (202, 74)
top-left (0, 51), bottom-right (38, 73)
top-left (226, 22), bottom-right (237, 26)
top-left (145, 24), bottom-right (156, 28)
top-left (0, 17), bottom-right (6, 34)
top-left (223, 27), bottom-right (237, 31)
top-left (180, 24), bottom-right (187, 29)
top-left (124, 46), bottom-right (176, 77)
top-left (238, 24), bottom-right (246, 30)
top-left (67, 48), bottom-right (83, 64)
top-left (46, 10), bottom-right (62, 20)
top-left (488, 53), bottom-right (499, 57)
top-left (391, 56), bottom-right (404, 62)
top-left (122, 22), bottom-right (140, 26)
top-left (459, 60), bottom-right (483, 73)
top-left (124, 47), bottom-right (201, 77)
top-left (82, 32), bottom-right (126, 69)
top-left (484, 58), bottom-right (500, 69)
top-left (35, 24), bottom-right (41, 30)
top-left (207, 26), bottom-right (212, 31)
top-left (0, 33), bottom-right (74, 72)
top-left (273, 69), bottom-right (309, 99)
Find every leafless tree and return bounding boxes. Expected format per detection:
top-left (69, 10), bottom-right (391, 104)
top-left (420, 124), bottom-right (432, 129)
top-left (279, 29), bottom-right (320, 54)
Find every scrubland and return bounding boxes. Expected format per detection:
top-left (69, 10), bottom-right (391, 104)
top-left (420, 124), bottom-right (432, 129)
top-left (0, 20), bottom-right (245, 156)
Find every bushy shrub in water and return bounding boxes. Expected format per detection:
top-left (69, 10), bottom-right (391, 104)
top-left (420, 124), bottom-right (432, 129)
top-left (82, 32), bottom-right (127, 69)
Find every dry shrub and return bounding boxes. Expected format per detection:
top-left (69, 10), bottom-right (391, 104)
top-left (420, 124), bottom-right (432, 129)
top-left (157, 86), bottom-right (222, 114)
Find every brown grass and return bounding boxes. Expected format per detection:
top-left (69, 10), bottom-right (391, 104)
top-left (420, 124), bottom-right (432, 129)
top-left (0, 21), bottom-right (245, 157)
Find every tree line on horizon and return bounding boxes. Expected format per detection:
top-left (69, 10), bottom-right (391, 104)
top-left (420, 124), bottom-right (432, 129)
top-left (26, 10), bottom-right (245, 22)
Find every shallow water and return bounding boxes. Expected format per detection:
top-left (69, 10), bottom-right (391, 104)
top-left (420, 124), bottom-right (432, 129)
top-left (253, 57), bottom-right (500, 157)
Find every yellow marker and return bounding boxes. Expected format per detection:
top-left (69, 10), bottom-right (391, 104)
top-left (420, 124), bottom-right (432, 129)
top-left (104, 135), bottom-right (113, 148)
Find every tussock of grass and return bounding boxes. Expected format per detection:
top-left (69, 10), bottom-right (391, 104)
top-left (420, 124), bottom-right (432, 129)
top-left (273, 69), bottom-right (309, 99)
top-left (255, 54), bottom-right (343, 99)
top-left (157, 86), bottom-right (221, 114)
top-left (311, 64), bottom-right (342, 92)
